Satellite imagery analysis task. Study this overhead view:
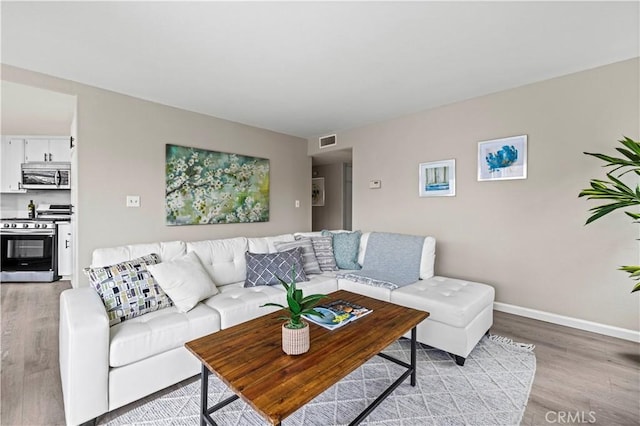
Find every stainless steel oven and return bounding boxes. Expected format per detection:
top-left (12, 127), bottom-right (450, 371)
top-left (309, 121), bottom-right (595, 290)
top-left (0, 220), bottom-right (59, 282)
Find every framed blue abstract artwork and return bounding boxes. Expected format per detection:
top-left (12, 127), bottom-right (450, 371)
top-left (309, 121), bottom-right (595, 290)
top-left (419, 159), bottom-right (456, 197)
top-left (477, 135), bottom-right (528, 181)
top-left (165, 144), bottom-right (269, 225)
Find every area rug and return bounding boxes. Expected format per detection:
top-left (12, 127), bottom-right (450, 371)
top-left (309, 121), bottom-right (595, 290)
top-left (99, 335), bottom-right (536, 426)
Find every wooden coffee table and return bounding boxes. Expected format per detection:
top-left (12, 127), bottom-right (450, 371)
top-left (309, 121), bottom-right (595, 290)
top-left (185, 290), bottom-right (429, 426)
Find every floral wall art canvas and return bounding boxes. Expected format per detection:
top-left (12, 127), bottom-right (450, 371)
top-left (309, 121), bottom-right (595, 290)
top-left (165, 144), bottom-right (269, 225)
top-left (477, 135), bottom-right (527, 181)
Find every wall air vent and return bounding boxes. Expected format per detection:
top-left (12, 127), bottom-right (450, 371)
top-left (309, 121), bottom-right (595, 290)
top-left (319, 134), bottom-right (337, 149)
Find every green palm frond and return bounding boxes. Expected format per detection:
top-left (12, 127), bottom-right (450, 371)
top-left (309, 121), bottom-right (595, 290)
top-left (580, 136), bottom-right (640, 293)
top-left (261, 265), bottom-right (328, 326)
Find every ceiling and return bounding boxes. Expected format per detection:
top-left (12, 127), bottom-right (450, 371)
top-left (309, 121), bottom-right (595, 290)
top-left (1, 2), bottom-right (638, 139)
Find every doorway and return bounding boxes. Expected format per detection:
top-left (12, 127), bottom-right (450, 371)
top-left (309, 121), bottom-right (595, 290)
top-left (311, 148), bottom-right (353, 231)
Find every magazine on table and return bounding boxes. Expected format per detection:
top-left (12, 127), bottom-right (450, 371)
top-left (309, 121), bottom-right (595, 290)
top-left (303, 299), bottom-right (373, 330)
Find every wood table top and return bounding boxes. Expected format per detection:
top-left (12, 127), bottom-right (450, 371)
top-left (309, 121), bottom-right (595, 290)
top-left (185, 289), bottom-right (429, 425)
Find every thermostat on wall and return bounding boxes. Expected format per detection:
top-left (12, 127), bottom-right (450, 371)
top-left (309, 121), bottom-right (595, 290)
top-left (369, 180), bottom-right (381, 189)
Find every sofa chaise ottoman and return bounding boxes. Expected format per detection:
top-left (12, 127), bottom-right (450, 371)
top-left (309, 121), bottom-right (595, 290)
top-left (59, 231), bottom-right (494, 425)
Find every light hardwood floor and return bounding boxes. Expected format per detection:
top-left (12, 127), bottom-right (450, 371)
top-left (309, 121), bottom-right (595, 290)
top-left (1, 281), bottom-right (639, 425)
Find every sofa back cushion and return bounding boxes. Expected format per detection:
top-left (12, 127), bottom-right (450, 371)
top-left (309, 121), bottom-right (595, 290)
top-left (247, 233), bottom-right (295, 254)
top-left (91, 241), bottom-right (187, 267)
top-left (358, 232), bottom-right (436, 280)
top-left (186, 237), bottom-right (248, 286)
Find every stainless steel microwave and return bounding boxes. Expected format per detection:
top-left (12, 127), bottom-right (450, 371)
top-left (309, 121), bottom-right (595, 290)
top-left (21, 162), bottom-right (71, 189)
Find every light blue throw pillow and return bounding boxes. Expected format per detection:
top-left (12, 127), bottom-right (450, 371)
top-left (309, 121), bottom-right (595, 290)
top-left (321, 230), bottom-right (362, 270)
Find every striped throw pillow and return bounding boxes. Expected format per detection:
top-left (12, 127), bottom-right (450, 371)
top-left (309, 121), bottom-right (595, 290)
top-left (274, 238), bottom-right (322, 275)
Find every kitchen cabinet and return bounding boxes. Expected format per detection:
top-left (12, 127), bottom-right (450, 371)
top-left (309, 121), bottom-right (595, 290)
top-left (25, 137), bottom-right (71, 163)
top-left (57, 222), bottom-right (73, 277)
top-left (0, 137), bottom-right (27, 193)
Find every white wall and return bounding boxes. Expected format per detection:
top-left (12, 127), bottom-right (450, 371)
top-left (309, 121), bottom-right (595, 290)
top-left (2, 65), bottom-right (312, 287)
top-left (308, 58), bottom-right (640, 331)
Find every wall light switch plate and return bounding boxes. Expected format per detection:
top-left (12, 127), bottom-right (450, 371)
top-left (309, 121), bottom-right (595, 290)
top-left (126, 195), bottom-right (140, 207)
top-left (295, 200), bottom-right (300, 208)
top-left (369, 180), bottom-right (381, 189)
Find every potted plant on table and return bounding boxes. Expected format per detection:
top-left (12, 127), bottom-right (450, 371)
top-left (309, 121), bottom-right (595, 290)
top-left (261, 268), bottom-right (327, 355)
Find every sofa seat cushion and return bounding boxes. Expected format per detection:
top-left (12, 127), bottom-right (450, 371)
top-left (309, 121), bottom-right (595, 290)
top-left (285, 274), bottom-right (339, 296)
top-left (390, 276), bottom-right (495, 328)
top-left (109, 303), bottom-right (221, 368)
top-left (338, 277), bottom-right (393, 302)
top-left (203, 283), bottom-right (285, 329)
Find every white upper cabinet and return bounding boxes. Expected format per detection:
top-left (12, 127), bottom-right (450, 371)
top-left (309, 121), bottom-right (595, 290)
top-left (24, 138), bottom-right (49, 162)
top-left (0, 137), bottom-right (26, 193)
top-left (25, 137), bottom-right (71, 163)
top-left (48, 138), bottom-right (72, 162)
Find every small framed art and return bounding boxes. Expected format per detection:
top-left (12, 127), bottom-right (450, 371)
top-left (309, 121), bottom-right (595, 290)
top-left (419, 159), bottom-right (456, 197)
top-left (312, 177), bottom-right (325, 206)
top-left (478, 135), bottom-right (527, 181)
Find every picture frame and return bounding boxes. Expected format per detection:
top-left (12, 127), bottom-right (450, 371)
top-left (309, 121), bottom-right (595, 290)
top-left (312, 177), bottom-right (325, 206)
top-left (419, 159), bottom-right (456, 197)
top-left (165, 144), bottom-right (270, 225)
top-left (478, 135), bottom-right (527, 181)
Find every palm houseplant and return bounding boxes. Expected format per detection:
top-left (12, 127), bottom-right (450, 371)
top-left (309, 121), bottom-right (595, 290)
top-left (261, 268), bottom-right (327, 355)
top-left (579, 136), bottom-right (640, 293)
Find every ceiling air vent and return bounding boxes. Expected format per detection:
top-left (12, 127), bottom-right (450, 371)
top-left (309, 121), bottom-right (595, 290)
top-left (319, 134), bottom-right (337, 149)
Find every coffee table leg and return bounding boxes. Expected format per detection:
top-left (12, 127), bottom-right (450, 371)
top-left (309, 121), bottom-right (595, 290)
top-left (411, 327), bottom-right (417, 386)
top-left (200, 364), bottom-right (209, 426)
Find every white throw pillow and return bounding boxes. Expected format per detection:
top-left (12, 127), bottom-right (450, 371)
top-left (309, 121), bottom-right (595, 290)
top-left (147, 251), bottom-right (219, 313)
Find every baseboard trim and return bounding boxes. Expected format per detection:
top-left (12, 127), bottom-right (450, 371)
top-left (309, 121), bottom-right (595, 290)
top-left (493, 302), bottom-right (640, 343)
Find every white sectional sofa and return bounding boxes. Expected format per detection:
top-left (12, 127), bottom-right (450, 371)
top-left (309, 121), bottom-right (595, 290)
top-left (59, 231), bottom-right (494, 425)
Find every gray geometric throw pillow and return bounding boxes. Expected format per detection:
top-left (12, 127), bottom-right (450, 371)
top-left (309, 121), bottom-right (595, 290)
top-left (244, 247), bottom-right (308, 287)
top-left (84, 253), bottom-right (173, 326)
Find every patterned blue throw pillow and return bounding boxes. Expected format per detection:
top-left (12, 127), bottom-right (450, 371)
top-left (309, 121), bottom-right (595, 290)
top-left (244, 247), bottom-right (308, 287)
top-left (321, 230), bottom-right (362, 270)
top-left (84, 254), bottom-right (173, 326)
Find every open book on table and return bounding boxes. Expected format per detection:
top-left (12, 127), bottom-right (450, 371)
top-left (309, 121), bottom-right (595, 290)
top-left (303, 299), bottom-right (373, 330)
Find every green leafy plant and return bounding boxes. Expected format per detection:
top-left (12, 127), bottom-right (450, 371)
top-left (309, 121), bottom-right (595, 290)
top-left (261, 267), bottom-right (328, 329)
top-left (579, 136), bottom-right (640, 292)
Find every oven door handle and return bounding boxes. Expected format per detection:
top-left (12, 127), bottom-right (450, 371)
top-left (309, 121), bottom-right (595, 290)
top-left (1, 229), bottom-right (55, 236)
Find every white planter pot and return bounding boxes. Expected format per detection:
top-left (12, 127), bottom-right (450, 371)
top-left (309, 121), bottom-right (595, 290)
top-left (282, 322), bottom-right (310, 355)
